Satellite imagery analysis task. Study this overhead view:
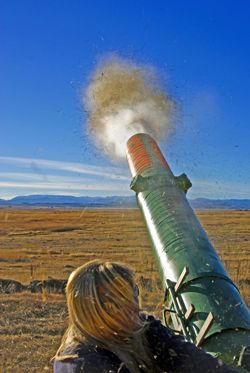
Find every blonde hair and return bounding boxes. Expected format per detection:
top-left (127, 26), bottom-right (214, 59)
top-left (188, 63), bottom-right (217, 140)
top-left (55, 260), bottom-right (157, 372)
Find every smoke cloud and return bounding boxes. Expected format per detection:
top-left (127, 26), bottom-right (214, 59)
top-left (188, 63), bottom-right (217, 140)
top-left (84, 55), bottom-right (174, 159)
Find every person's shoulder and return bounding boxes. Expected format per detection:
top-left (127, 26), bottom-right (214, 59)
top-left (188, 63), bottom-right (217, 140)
top-left (140, 312), bottom-right (168, 326)
top-left (141, 314), bottom-right (237, 373)
top-left (142, 313), bottom-right (189, 361)
top-left (54, 344), bottom-right (129, 373)
top-left (141, 312), bottom-right (176, 339)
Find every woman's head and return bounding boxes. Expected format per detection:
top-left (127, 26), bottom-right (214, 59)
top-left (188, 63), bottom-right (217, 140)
top-left (55, 260), bottom-right (156, 372)
top-left (66, 260), bottom-right (141, 344)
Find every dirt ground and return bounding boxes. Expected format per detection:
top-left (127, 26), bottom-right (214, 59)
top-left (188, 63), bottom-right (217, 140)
top-left (0, 208), bottom-right (249, 372)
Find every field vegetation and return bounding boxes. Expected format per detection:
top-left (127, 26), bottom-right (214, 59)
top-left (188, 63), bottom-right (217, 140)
top-left (0, 208), bottom-right (249, 372)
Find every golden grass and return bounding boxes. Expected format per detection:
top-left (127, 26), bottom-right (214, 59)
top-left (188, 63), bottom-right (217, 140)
top-left (0, 208), bottom-right (249, 372)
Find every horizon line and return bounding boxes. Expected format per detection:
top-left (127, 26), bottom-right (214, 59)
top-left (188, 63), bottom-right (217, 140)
top-left (1, 194), bottom-right (250, 202)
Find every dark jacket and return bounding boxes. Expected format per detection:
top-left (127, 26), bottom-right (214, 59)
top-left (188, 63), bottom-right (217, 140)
top-left (54, 315), bottom-right (237, 373)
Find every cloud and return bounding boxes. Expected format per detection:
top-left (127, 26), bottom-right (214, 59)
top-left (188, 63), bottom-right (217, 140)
top-left (0, 156), bottom-right (130, 180)
top-left (0, 156), bottom-right (132, 198)
top-left (0, 172), bottom-right (126, 184)
top-left (0, 180), bottom-right (129, 192)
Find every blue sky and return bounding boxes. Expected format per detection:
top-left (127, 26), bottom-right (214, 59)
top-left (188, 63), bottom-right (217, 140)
top-left (1, 0), bottom-right (250, 199)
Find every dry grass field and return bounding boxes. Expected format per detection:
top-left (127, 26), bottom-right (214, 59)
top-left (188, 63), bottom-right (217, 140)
top-left (0, 208), bottom-right (249, 372)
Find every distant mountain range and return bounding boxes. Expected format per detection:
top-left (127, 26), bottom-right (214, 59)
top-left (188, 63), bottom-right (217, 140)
top-left (0, 195), bottom-right (250, 209)
top-left (0, 195), bottom-right (136, 208)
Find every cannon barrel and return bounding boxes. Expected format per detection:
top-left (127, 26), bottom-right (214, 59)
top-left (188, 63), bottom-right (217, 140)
top-left (126, 133), bottom-right (250, 371)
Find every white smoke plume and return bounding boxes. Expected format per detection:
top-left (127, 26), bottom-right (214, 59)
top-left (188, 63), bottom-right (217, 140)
top-left (84, 55), bottom-right (174, 159)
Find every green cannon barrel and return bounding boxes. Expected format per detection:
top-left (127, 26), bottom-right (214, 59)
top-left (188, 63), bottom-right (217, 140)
top-left (126, 133), bottom-right (250, 372)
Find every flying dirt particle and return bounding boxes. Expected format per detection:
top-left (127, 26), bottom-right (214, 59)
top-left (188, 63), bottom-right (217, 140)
top-left (79, 208), bottom-right (87, 219)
